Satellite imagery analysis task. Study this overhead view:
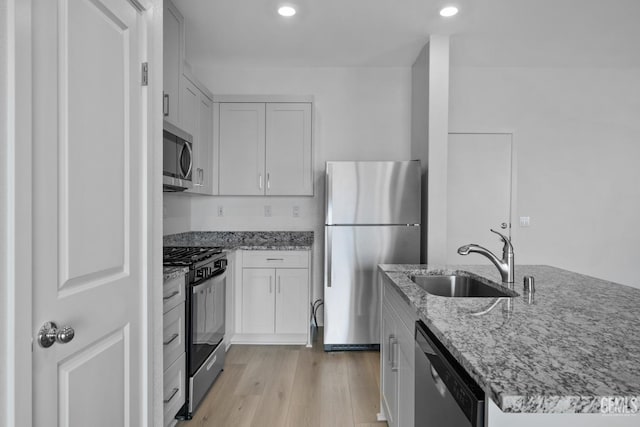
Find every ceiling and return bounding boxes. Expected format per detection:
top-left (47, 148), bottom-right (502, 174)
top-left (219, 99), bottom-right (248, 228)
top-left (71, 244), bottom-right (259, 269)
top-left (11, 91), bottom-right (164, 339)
top-left (174, 0), bottom-right (640, 68)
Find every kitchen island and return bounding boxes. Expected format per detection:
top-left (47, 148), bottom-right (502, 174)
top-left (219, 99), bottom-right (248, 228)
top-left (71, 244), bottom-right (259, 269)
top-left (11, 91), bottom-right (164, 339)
top-left (379, 264), bottom-right (640, 426)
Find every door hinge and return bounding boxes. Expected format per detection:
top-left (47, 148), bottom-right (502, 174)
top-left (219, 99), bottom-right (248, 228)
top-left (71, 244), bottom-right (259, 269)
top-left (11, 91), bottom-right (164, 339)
top-left (141, 62), bottom-right (148, 86)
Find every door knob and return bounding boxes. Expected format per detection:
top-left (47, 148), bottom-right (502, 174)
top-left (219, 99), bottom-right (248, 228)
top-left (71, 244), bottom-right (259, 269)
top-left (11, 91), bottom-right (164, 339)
top-left (37, 321), bottom-right (75, 348)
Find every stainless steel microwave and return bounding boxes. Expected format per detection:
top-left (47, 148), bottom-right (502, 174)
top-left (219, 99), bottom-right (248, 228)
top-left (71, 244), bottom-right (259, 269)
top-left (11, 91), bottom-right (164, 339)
top-left (163, 120), bottom-right (193, 192)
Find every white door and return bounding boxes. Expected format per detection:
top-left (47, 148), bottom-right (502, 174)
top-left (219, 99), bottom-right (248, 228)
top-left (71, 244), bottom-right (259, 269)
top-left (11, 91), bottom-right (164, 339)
top-left (32, 0), bottom-right (147, 425)
top-left (265, 103), bottom-right (313, 196)
top-left (218, 103), bottom-right (266, 195)
top-left (446, 133), bottom-right (512, 264)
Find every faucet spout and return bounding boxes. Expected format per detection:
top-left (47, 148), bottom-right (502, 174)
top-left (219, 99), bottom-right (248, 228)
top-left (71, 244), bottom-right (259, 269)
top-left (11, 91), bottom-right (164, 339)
top-left (457, 245), bottom-right (472, 255)
top-left (457, 229), bottom-right (515, 284)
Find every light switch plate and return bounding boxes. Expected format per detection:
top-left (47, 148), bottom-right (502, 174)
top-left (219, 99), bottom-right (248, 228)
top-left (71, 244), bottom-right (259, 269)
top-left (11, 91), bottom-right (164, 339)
top-left (519, 216), bottom-right (530, 227)
top-left (217, 206), bottom-right (224, 217)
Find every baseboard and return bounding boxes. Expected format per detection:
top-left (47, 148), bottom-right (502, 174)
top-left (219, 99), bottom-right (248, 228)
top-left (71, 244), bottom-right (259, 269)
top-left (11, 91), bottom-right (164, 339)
top-left (231, 333), bottom-right (307, 345)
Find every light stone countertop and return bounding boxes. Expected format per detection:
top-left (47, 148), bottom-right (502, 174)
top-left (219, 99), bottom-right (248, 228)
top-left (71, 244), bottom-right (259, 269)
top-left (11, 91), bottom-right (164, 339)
top-left (163, 265), bottom-right (188, 281)
top-left (163, 231), bottom-right (313, 251)
top-left (379, 264), bottom-right (640, 414)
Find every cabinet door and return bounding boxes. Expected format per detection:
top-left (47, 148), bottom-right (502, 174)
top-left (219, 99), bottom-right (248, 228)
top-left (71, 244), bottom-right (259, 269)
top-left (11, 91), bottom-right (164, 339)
top-left (163, 0), bottom-right (183, 126)
top-left (397, 324), bottom-right (415, 427)
top-left (265, 103), bottom-right (313, 196)
top-left (241, 268), bottom-right (275, 334)
top-left (275, 268), bottom-right (309, 334)
top-left (219, 103), bottom-right (266, 195)
top-left (198, 94), bottom-right (214, 194)
top-left (381, 301), bottom-right (398, 426)
top-left (181, 78), bottom-right (200, 193)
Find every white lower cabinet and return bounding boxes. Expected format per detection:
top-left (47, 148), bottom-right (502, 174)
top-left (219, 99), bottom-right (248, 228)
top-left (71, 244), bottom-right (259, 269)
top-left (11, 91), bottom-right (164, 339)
top-left (380, 276), bottom-right (416, 427)
top-left (163, 272), bottom-right (186, 426)
top-left (235, 250), bottom-right (310, 345)
top-left (163, 353), bottom-right (186, 427)
top-left (241, 268), bottom-right (277, 334)
top-left (381, 303), bottom-right (398, 426)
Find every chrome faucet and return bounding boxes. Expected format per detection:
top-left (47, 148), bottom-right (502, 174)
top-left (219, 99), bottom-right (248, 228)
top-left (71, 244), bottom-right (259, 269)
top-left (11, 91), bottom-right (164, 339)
top-left (457, 229), bottom-right (515, 285)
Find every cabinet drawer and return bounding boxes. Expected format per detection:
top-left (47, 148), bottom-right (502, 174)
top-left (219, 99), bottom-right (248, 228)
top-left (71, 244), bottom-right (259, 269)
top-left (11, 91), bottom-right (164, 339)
top-left (242, 250), bottom-right (308, 268)
top-left (163, 302), bottom-right (185, 371)
top-left (163, 273), bottom-right (186, 314)
top-left (163, 353), bottom-right (186, 427)
top-left (383, 279), bottom-right (418, 333)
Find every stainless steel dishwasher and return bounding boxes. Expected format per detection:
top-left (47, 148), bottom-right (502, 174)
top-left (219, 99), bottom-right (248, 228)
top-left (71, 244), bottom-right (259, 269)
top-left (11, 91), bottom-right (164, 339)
top-left (415, 320), bottom-right (485, 426)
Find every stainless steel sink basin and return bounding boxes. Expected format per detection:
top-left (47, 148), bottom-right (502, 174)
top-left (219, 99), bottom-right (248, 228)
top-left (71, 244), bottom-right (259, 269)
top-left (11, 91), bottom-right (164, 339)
top-left (410, 274), bottom-right (517, 298)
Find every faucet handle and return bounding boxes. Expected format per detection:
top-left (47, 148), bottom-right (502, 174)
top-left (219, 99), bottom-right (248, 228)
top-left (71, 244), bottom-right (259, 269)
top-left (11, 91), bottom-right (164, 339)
top-left (490, 228), bottom-right (513, 252)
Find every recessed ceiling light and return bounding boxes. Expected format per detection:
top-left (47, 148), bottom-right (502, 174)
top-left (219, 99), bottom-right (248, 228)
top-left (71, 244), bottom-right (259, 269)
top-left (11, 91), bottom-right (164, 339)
top-left (439, 6), bottom-right (459, 17)
top-left (278, 6), bottom-right (296, 17)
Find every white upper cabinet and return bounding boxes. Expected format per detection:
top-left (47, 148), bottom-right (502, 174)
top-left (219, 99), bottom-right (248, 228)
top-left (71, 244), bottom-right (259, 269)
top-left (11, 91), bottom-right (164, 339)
top-left (218, 100), bottom-right (313, 196)
top-left (163, 0), bottom-right (183, 126)
top-left (198, 95), bottom-right (214, 194)
top-left (182, 72), bottom-right (215, 195)
top-left (180, 78), bottom-right (198, 144)
top-left (163, 1), bottom-right (217, 195)
top-left (266, 103), bottom-right (313, 196)
top-left (219, 103), bottom-right (266, 196)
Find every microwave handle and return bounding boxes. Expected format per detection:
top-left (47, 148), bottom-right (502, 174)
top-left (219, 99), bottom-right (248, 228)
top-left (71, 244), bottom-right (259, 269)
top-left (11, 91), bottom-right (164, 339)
top-left (179, 142), bottom-right (193, 179)
top-left (163, 93), bottom-right (169, 117)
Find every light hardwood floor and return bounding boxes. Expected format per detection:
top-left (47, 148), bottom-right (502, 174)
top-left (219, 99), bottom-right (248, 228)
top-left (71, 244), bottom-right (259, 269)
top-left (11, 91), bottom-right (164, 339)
top-left (180, 333), bottom-right (386, 427)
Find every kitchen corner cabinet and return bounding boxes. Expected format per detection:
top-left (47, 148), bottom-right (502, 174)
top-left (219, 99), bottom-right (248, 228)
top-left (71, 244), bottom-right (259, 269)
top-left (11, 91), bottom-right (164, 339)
top-left (182, 73), bottom-right (215, 195)
top-left (380, 275), bottom-right (416, 427)
top-left (218, 102), bottom-right (313, 196)
top-left (234, 250), bottom-right (310, 345)
top-left (163, 0), bottom-right (184, 127)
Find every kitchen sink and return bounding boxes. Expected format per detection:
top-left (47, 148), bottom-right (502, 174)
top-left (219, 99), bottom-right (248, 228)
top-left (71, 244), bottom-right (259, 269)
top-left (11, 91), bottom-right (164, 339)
top-left (410, 274), bottom-right (517, 298)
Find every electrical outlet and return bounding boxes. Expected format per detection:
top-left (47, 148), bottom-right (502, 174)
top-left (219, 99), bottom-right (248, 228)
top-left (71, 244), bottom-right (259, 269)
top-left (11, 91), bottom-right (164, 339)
top-left (217, 206), bottom-right (224, 217)
top-left (292, 206), bottom-right (300, 217)
top-left (264, 205), bottom-right (272, 217)
top-left (519, 216), bottom-right (530, 227)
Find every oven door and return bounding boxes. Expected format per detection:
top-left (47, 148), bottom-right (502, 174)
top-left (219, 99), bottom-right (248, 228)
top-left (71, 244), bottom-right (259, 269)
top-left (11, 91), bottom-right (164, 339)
top-left (190, 271), bottom-right (225, 376)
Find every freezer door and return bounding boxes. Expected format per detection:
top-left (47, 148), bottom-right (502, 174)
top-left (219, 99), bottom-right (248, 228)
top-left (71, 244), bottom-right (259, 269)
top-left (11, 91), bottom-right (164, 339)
top-left (324, 225), bottom-right (420, 347)
top-left (325, 161), bottom-right (421, 225)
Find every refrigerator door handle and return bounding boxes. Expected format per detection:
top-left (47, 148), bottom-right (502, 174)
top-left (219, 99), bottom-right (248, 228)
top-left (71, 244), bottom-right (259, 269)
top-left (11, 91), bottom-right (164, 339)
top-left (326, 227), bottom-right (333, 288)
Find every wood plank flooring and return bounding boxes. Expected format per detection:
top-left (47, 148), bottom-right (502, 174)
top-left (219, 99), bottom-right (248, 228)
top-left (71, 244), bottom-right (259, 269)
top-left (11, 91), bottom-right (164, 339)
top-left (180, 332), bottom-right (386, 427)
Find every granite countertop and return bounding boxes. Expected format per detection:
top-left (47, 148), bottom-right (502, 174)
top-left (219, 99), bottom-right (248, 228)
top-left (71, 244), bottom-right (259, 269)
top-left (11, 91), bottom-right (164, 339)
top-left (163, 231), bottom-right (313, 251)
top-left (379, 264), bottom-right (640, 414)
top-left (163, 265), bottom-right (188, 281)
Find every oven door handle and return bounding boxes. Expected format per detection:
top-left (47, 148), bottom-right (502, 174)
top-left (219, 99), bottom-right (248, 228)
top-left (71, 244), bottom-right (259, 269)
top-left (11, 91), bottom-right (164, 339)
top-left (191, 269), bottom-right (226, 289)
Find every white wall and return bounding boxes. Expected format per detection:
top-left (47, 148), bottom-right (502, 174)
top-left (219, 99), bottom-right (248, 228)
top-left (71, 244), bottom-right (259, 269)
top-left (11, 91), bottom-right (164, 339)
top-left (449, 66), bottom-right (640, 288)
top-left (186, 65), bottom-right (413, 309)
top-left (163, 192), bottom-right (191, 235)
top-left (1, 0), bottom-right (8, 419)
top-left (411, 45), bottom-right (428, 263)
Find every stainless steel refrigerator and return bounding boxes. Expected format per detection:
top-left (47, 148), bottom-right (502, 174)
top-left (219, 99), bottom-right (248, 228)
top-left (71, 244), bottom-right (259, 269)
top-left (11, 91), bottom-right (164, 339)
top-left (324, 161), bottom-right (421, 351)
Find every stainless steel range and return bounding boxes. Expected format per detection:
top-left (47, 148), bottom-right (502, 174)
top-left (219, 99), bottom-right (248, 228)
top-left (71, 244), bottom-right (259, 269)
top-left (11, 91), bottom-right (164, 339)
top-left (163, 246), bottom-right (227, 419)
